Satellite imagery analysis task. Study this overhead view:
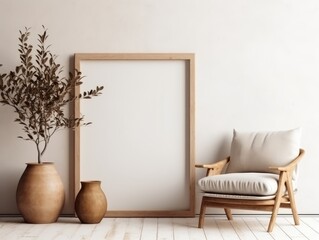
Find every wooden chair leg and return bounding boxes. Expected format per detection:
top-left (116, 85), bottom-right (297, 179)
top-left (224, 208), bottom-right (233, 220)
top-left (290, 202), bottom-right (300, 226)
top-left (268, 172), bottom-right (286, 232)
top-left (198, 198), bottom-right (207, 228)
top-left (286, 173), bottom-right (300, 225)
top-left (268, 205), bottom-right (280, 232)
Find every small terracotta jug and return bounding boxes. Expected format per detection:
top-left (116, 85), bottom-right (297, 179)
top-left (75, 181), bottom-right (107, 223)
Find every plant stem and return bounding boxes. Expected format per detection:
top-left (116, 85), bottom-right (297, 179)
top-left (36, 141), bottom-right (41, 164)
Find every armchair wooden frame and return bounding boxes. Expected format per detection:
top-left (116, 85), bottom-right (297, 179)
top-left (195, 148), bottom-right (305, 232)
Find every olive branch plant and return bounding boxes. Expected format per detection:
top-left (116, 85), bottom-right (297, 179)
top-left (0, 27), bottom-right (103, 164)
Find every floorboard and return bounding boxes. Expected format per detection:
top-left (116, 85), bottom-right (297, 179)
top-left (140, 218), bottom-right (157, 240)
top-left (257, 217), bottom-right (291, 240)
top-left (0, 215), bottom-right (318, 240)
top-left (243, 217), bottom-right (275, 240)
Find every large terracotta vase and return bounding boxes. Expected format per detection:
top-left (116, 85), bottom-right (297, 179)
top-left (16, 162), bottom-right (65, 223)
top-left (75, 181), bottom-right (107, 223)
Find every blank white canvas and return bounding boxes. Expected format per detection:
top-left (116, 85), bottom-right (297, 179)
top-left (79, 60), bottom-right (189, 211)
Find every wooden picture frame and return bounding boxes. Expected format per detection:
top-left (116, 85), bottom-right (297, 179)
top-left (74, 53), bottom-right (195, 217)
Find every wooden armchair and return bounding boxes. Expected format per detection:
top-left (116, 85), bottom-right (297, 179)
top-left (196, 128), bottom-right (304, 232)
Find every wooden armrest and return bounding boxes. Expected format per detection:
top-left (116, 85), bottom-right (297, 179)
top-left (195, 157), bottom-right (230, 169)
top-left (269, 148), bottom-right (305, 172)
top-left (195, 157), bottom-right (230, 176)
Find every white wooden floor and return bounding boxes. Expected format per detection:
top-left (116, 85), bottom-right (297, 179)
top-left (0, 215), bottom-right (319, 240)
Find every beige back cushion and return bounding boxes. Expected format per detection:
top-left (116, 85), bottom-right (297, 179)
top-left (226, 128), bottom-right (301, 178)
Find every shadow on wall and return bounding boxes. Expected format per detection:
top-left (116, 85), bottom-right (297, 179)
top-left (196, 134), bottom-right (232, 179)
top-left (214, 136), bottom-right (232, 164)
top-left (0, 168), bottom-right (21, 214)
top-left (0, 106), bottom-right (30, 214)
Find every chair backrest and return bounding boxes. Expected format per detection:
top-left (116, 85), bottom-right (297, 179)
top-left (226, 128), bottom-right (301, 179)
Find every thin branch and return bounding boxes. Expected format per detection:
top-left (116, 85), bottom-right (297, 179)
top-left (0, 27), bottom-right (103, 163)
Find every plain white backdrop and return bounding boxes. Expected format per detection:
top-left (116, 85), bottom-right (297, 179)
top-left (80, 59), bottom-right (189, 212)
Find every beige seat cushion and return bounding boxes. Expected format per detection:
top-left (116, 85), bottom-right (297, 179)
top-left (226, 128), bottom-right (301, 179)
top-left (198, 172), bottom-right (279, 196)
top-left (203, 193), bottom-right (276, 200)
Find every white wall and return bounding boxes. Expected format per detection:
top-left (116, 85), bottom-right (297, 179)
top-left (0, 0), bottom-right (319, 214)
